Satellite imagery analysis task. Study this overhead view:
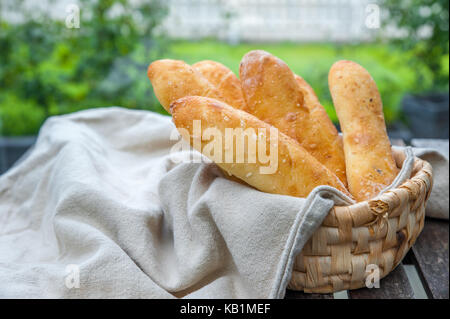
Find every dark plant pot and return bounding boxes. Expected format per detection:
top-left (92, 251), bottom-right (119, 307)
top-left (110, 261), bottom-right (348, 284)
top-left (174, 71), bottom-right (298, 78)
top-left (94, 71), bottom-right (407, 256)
top-left (0, 136), bottom-right (36, 175)
top-left (387, 121), bottom-right (413, 143)
top-left (402, 93), bottom-right (449, 139)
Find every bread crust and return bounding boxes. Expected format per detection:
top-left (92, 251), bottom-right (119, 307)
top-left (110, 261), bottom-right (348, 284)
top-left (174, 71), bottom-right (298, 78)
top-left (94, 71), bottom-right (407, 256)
top-left (193, 60), bottom-right (247, 110)
top-left (171, 96), bottom-right (350, 198)
top-left (295, 75), bottom-right (319, 105)
top-left (329, 60), bottom-right (398, 201)
top-left (147, 59), bottom-right (224, 113)
top-left (239, 50), bottom-right (347, 184)
top-left (295, 74), bottom-right (346, 177)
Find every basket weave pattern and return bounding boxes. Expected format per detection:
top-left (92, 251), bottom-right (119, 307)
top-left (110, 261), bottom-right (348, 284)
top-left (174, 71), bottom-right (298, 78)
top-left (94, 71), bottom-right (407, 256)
top-left (288, 157), bottom-right (433, 293)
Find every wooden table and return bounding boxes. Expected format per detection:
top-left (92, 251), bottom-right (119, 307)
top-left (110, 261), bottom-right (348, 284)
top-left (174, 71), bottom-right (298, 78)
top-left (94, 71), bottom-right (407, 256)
top-left (286, 139), bottom-right (449, 299)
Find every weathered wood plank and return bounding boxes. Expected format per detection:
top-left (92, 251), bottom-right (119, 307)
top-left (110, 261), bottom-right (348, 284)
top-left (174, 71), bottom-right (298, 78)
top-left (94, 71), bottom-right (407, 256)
top-left (284, 289), bottom-right (333, 299)
top-left (411, 218), bottom-right (449, 299)
top-left (349, 264), bottom-right (414, 299)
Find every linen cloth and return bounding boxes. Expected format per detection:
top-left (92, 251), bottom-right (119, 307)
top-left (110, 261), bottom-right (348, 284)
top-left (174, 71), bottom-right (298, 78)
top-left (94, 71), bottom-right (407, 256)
top-left (0, 108), bottom-right (447, 298)
top-left (410, 139), bottom-right (449, 220)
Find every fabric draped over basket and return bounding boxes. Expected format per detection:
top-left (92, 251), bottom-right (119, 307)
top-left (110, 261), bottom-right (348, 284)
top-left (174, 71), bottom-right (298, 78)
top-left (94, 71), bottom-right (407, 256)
top-left (0, 108), bottom-right (442, 298)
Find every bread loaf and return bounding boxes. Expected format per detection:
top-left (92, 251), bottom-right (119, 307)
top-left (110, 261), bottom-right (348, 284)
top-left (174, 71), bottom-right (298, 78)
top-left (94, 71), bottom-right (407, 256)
top-left (147, 59), bottom-right (224, 113)
top-left (171, 96), bottom-right (350, 198)
top-left (240, 50), bottom-right (347, 184)
top-left (329, 60), bottom-right (398, 201)
top-left (193, 60), bottom-right (247, 110)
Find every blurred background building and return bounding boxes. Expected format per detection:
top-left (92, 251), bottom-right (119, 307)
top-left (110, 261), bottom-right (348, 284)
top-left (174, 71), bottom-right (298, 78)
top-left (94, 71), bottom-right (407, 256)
top-left (162, 0), bottom-right (377, 43)
top-left (1, 0), bottom-right (449, 172)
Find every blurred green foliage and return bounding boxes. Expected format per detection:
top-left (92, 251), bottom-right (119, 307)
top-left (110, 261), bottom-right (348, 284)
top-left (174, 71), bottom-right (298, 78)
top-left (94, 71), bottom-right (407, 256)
top-left (0, 0), bottom-right (448, 136)
top-left (380, 0), bottom-right (449, 92)
top-left (0, 93), bottom-right (45, 136)
top-left (0, 0), bottom-right (168, 136)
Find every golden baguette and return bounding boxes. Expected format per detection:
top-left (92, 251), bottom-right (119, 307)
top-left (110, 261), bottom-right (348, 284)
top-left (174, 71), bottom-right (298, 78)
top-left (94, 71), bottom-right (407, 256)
top-left (240, 50), bottom-right (347, 184)
top-left (147, 59), bottom-right (224, 113)
top-left (295, 75), bottom-right (320, 105)
top-left (295, 74), bottom-right (346, 165)
top-left (329, 60), bottom-right (398, 202)
top-left (171, 96), bottom-right (350, 198)
top-left (192, 60), bottom-right (247, 110)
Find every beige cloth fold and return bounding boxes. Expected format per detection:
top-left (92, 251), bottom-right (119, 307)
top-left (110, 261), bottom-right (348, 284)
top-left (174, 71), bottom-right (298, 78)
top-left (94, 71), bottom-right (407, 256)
top-left (410, 139), bottom-right (449, 220)
top-left (0, 108), bottom-right (447, 298)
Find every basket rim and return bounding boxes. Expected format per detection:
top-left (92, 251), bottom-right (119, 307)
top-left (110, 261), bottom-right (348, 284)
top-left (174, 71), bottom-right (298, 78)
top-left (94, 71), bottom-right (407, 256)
top-left (289, 157), bottom-right (432, 293)
top-left (322, 156), bottom-right (433, 228)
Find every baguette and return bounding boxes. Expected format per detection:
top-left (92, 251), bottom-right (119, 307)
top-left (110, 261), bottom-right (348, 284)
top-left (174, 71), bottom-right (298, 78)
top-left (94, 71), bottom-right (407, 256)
top-left (295, 75), bottom-right (319, 105)
top-left (147, 59), bottom-right (224, 113)
top-left (329, 60), bottom-right (398, 201)
top-left (240, 50), bottom-right (347, 184)
top-left (295, 74), bottom-right (346, 165)
top-left (171, 96), bottom-right (350, 198)
top-left (193, 60), bottom-right (247, 110)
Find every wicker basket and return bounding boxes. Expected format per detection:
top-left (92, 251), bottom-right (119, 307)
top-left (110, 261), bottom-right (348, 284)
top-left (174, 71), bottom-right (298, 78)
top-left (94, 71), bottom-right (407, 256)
top-left (288, 155), bottom-right (433, 293)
